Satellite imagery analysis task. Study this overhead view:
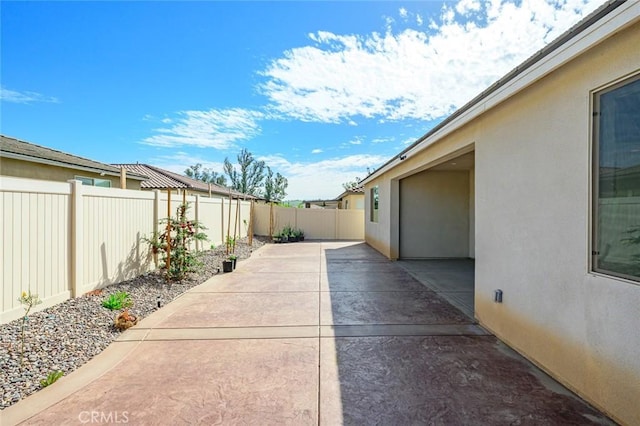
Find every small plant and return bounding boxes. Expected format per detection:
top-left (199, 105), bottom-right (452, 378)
top-left (145, 203), bottom-right (208, 281)
top-left (17, 290), bottom-right (42, 366)
top-left (102, 291), bottom-right (133, 310)
top-left (226, 235), bottom-right (236, 253)
top-left (40, 370), bottom-right (64, 388)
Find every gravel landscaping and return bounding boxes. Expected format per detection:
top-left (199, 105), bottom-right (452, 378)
top-left (0, 236), bottom-right (267, 410)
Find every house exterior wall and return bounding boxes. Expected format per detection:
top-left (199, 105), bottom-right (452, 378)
top-left (399, 170), bottom-right (469, 258)
top-left (340, 193), bottom-right (364, 210)
top-left (0, 157), bottom-right (142, 190)
top-left (364, 17), bottom-right (640, 426)
top-left (469, 167), bottom-right (475, 259)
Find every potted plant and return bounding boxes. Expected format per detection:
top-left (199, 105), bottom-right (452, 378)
top-left (298, 229), bottom-right (305, 241)
top-left (229, 254), bottom-right (237, 269)
top-left (280, 225), bottom-right (294, 242)
top-left (222, 259), bottom-right (233, 273)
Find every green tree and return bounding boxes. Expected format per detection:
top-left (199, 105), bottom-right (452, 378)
top-left (264, 166), bottom-right (288, 202)
top-left (223, 148), bottom-right (266, 196)
top-left (342, 177), bottom-right (362, 191)
top-left (185, 163), bottom-right (227, 186)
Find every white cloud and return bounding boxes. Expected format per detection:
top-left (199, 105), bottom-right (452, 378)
top-left (399, 8), bottom-right (408, 19)
top-left (149, 152), bottom-right (226, 176)
top-left (416, 14), bottom-right (423, 26)
top-left (259, 0), bottom-right (601, 123)
top-left (258, 153), bottom-right (387, 200)
top-left (371, 137), bottom-right (394, 144)
top-left (455, 0), bottom-right (481, 16)
top-left (141, 108), bottom-right (264, 149)
top-left (0, 86), bottom-right (59, 104)
top-left (311, 148), bottom-right (323, 154)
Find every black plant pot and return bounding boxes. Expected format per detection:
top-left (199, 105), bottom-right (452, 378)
top-left (230, 258), bottom-right (237, 269)
top-left (222, 260), bottom-right (233, 273)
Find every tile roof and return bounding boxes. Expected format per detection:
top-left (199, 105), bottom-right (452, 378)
top-left (114, 163), bottom-right (254, 199)
top-left (1, 135), bottom-right (147, 180)
top-left (335, 184), bottom-right (364, 200)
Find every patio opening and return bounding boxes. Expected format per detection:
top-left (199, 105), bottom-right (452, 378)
top-left (396, 150), bottom-right (475, 318)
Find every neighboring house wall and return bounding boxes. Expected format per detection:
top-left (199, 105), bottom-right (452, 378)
top-left (340, 193), bottom-right (364, 210)
top-left (0, 157), bottom-right (142, 190)
top-left (364, 11), bottom-right (639, 426)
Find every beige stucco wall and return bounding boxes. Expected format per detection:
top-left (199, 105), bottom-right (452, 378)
top-left (469, 167), bottom-right (475, 259)
top-left (341, 193), bottom-right (364, 210)
top-left (0, 157), bottom-right (142, 190)
top-left (364, 17), bottom-right (640, 426)
top-left (399, 170), bottom-right (469, 258)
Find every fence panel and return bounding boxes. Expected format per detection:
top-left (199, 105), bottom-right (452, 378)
top-left (253, 203), bottom-right (271, 236)
top-left (80, 186), bottom-right (155, 294)
top-left (337, 209), bottom-right (365, 240)
top-left (269, 205), bottom-right (293, 234)
top-left (251, 204), bottom-right (364, 240)
top-left (296, 209), bottom-right (337, 239)
top-left (1, 177), bottom-right (72, 323)
top-left (198, 197), bottom-right (224, 249)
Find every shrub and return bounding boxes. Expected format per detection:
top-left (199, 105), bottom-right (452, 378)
top-left (40, 371), bottom-right (64, 388)
top-left (146, 202), bottom-right (208, 281)
top-left (102, 291), bottom-right (132, 310)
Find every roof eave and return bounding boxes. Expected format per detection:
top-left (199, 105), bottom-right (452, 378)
top-left (1, 151), bottom-right (147, 181)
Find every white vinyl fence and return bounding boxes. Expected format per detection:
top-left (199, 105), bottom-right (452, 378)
top-left (252, 203), bottom-right (364, 240)
top-left (1, 176), bottom-right (251, 323)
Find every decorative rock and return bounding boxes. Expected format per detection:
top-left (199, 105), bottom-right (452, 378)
top-left (0, 236), bottom-right (266, 409)
top-left (114, 310), bottom-right (138, 330)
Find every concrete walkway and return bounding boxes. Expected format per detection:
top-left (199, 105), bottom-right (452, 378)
top-left (3, 242), bottom-right (614, 425)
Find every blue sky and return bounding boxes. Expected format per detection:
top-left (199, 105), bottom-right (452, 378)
top-left (1, 0), bottom-right (602, 200)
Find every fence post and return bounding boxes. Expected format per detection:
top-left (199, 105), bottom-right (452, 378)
top-left (68, 179), bottom-right (83, 298)
top-left (195, 194), bottom-right (201, 251)
top-left (153, 190), bottom-right (160, 236)
top-left (220, 197), bottom-right (225, 248)
top-left (152, 190), bottom-right (160, 268)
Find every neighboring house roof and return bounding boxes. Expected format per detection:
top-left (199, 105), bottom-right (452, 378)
top-left (114, 163), bottom-right (254, 199)
top-left (303, 199), bottom-right (340, 209)
top-left (335, 184), bottom-right (364, 201)
top-left (362, 0), bottom-right (631, 184)
top-left (0, 135), bottom-right (147, 181)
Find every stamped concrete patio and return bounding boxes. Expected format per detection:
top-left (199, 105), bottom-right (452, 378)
top-left (3, 241), bottom-right (614, 425)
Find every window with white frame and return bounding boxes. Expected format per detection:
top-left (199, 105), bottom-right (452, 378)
top-left (592, 74), bottom-right (640, 282)
top-left (75, 175), bottom-right (111, 187)
top-left (370, 186), bottom-right (379, 222)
